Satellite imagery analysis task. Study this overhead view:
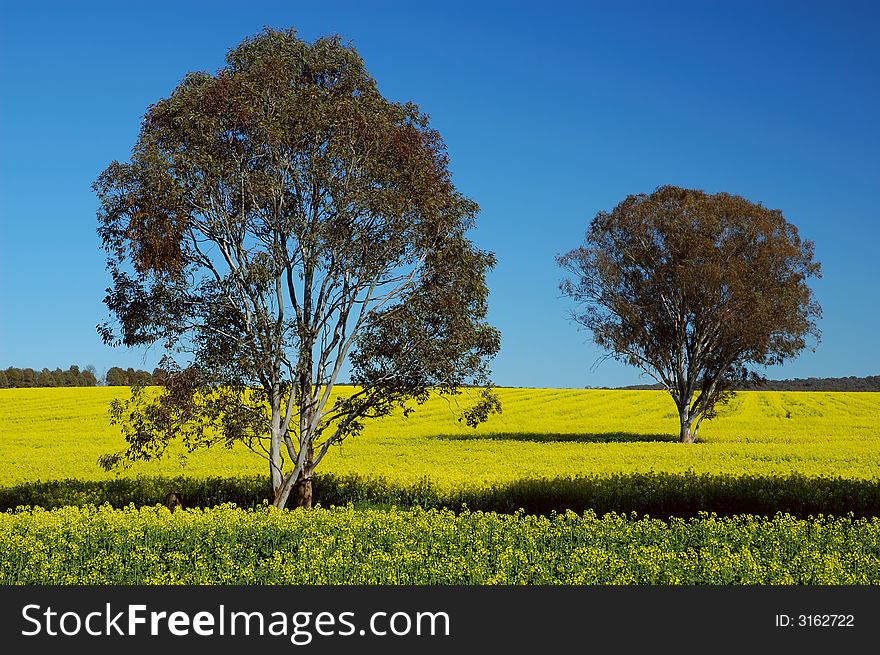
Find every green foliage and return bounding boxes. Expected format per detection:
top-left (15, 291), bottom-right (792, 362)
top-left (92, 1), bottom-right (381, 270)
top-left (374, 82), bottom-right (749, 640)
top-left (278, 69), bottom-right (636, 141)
top-left (3, 505), bottom-right (878, 584)
top-left (559, 186), bottom-right (822, 442)
top-left (0, 365), bottom-right (101, 388)
top-left (93, 27), bottom-right (500, 506)
top-left (104, 366), bottom-right (154, 386)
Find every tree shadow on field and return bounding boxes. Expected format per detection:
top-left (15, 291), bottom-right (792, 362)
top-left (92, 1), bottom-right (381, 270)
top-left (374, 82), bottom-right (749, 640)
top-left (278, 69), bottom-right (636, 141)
top-left (429, 431), bottom-right (677, 444)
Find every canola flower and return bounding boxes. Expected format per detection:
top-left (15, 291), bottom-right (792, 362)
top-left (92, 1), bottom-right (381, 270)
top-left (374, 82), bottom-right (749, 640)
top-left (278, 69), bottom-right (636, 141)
top-left (1, 388), bottom-right (879, 487)
top-left (2, 505), bottom-right (878, 585)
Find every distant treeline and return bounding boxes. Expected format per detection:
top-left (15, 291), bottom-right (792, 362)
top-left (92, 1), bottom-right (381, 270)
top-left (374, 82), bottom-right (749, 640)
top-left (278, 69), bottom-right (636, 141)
top-left (4, 368), bottom-right (879, 391)
top-left (617, 376), bottom-right (880, 392)
top-left (0, 366), bottom-right (160, 388)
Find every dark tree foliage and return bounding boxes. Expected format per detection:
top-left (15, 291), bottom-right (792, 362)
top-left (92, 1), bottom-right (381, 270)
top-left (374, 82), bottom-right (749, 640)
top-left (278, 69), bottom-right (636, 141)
top-left (103, 367), bottom-right (154, 386)
top-left (104, 367), bottom-right (128, 386)
top-left (81, 368), bottom-right (99, 387)
top-left (21, 369), bottom-right (36, 387)
top-left (750, 376), bottom-right (880, 392)
top-left (94, 28), bottom-right (500, 508)
top-left (5, 368), bottom-right (23, 387)
top-left (36, 369), bottom-right (57, 387)
top-left (559, 186), bottom-right (821, 443)
top-left (0, 366), bottom-right (100, 388)
top-left (619, 376), bottom-right (880, 392)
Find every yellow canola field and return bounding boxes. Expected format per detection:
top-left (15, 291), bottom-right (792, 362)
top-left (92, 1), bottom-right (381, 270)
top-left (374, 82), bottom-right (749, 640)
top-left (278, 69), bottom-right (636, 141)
top-left (0, 387), bottom-right (878, 487)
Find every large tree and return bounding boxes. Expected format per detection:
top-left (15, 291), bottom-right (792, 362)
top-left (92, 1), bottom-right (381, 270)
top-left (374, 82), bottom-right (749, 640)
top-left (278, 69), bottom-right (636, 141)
top-left (94, 28), bottom-right (500, 508)
top-left (559, 185), bottom-right (821, 443)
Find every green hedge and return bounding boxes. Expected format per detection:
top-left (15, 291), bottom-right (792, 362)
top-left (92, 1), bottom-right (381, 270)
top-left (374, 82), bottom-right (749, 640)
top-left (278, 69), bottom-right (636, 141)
top-left (1, 471), bottom-right (878, 518)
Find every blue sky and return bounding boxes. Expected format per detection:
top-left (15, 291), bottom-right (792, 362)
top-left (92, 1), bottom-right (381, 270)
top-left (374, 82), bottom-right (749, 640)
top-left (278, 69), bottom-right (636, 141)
top-left (0, 0), bottom-right (877, 388)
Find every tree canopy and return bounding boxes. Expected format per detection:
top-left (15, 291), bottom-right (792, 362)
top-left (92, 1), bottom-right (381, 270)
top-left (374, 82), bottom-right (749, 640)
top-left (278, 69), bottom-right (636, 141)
top-left (94, 28), bottom-right (500, 507)
top-left (559, 185), bottom-right (821, 442)
top-left (0, 365), bottom-right (99, 388)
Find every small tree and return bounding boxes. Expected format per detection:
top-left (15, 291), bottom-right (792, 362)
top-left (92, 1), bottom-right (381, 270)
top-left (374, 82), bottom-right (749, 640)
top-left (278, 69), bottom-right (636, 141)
top-left (105, 367), bottom-right (128, 386)
top-left (5, 368), bottom-right (23, 388)
top-left (151, 367), bottom-right (168, 385)
top-left (94, 28), bottom-right (500, 507)
top-left (82, 367), bottom-right (99, 387)
top-left (559, 185), bottom-right (821, 443)
top-left (62, 365), bottom-right (80, 387)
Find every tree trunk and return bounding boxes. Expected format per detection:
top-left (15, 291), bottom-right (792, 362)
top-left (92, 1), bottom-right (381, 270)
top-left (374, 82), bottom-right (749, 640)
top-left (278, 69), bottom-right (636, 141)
top-left (268, 384), bottom-right (283, 495)
top-left (273, 471), bottom-right (295, 509)
top-left (679, 407), bottom-right (695, 444)
top-left (289, 433), bottom-right (315, 508)
top-left (692, 415), bottom-right (704, 441)
top-left (680, 422), bottom-right (695, 443)
top-left (287, 380), bottom-right (316, 509)
top-left (291, 468), bottom-right (313, 509)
